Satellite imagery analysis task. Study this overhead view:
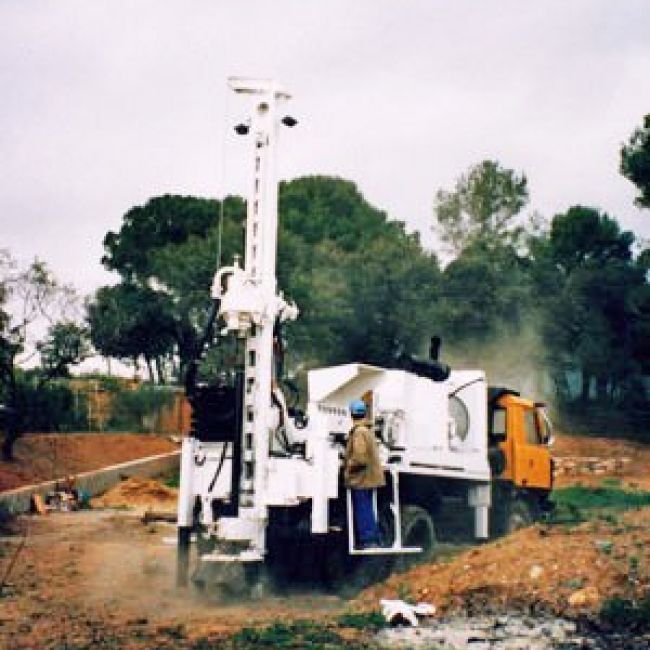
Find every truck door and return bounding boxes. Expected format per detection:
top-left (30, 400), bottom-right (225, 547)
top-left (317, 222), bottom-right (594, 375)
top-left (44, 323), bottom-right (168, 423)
top-left (512, 405), bottom-right (552, 490)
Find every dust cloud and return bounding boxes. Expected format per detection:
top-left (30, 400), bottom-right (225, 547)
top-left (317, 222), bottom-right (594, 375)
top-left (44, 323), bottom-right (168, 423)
top-left (437, 325), bottom-right (553, 407)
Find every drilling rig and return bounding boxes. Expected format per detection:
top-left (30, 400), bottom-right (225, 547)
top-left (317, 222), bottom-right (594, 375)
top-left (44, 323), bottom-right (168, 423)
top-left (176, 78), bottom-right (554, 595)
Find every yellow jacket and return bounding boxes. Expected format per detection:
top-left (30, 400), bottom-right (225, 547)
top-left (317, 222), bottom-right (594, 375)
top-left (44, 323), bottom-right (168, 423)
top-left (344, 421), bottom-right (386, 489)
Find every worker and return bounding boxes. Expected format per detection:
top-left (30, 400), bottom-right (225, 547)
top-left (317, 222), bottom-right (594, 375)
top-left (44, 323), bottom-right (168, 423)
top-left (344, 399), bottom-right (386, 549)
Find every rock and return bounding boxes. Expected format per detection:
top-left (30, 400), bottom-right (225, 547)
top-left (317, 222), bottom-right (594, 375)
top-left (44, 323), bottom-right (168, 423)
top-left (593, 539), bottom-right (613, 553)
top-left (568, 586), bottom-right (599, 607)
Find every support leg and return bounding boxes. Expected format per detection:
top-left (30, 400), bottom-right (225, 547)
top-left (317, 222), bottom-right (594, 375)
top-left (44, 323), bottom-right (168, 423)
top-left (176, 526), bottom-right (192, 588)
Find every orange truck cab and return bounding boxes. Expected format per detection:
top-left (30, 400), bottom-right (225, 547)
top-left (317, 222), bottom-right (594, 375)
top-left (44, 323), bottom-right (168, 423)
top-left (487, 387), bottom-right (554, 535)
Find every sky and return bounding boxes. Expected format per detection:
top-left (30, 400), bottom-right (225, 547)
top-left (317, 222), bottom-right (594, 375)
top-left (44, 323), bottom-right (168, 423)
top-left (2, 1), bottom-right (650, 298)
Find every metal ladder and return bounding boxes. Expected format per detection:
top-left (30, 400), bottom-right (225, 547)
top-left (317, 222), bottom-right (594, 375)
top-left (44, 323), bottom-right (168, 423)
top-left (346, 467), bottom-right (422, 556)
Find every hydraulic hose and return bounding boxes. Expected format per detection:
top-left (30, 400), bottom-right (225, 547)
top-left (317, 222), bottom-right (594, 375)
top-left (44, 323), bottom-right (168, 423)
top-left (184, 298), bottom-right (220, 397)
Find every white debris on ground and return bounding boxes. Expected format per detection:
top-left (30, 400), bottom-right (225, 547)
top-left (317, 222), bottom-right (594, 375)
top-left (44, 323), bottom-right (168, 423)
top-left (380, 599), bottom-right (436, 626)
top-left (374, 614), bottom-right (588, 649)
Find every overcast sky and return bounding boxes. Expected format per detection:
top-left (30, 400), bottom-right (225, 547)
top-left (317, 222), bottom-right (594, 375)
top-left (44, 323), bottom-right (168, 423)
top-left (2, 1), bottom-right (650, 296)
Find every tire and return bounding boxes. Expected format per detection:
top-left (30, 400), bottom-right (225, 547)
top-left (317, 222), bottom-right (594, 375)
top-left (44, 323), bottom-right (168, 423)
top-left (191, 561), bottom-right (268, 601)
top-left (394, 505), bottom-right (437, 573)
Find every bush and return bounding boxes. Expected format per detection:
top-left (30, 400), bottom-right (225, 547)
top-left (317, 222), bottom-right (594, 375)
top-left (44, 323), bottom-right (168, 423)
top-left (233, 621), bottom-right (344, 649)
top-left (600, 595), bottom-right (650, 632)
top-left (551, 486), bottom-right (650, 511)
top-left (107, 384), bottom-right (174, 432)
top-left (11, 374), bottom-right (87, 433)
top-left (336, 611), bottom-right (386, 630)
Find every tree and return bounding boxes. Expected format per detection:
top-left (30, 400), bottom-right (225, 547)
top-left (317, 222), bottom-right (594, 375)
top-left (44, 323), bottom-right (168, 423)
top-left (38, 321), bottom-right (90, 378)
top-left (0, 252), bottom-right (88, 460)
top-left (548, 206), bottom-right (634, 274)
top-left (101, 194), bottom-right (234, 280)
top-left (277, 176), bottom-right (437, 366)
top-left (536, 207), bottom-right (644, 403)
top-left (337, 235), bottom-right (441, 366)
top-left (87, 284), bottom-right (177, 382)
top-left (279, 176), bottom-right (405, 252)
top-left (621, 113), bottom-right (650, 209)
top-left (433, 241), bottom-right (532, 345)
top-left (93, 179), bottom-right (440, 380)
top-left (95, 195), bottom-right (246, 380)
top-left (544, 260), bottom-right (642, 402)
top-left (433, 160), bottom-right (529, 255)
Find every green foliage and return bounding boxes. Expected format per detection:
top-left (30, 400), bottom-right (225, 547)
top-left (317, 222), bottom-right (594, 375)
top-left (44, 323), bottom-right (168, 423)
top-left (336, 611), bottom-right (386, 630)
top-left (530, 205), bottom-right (648, 411)
top-left (95, 195), bottom-right (246, 380)
top-left (429, 161), bottom-right (539, 380)
top-left (434, 241), bottom-right (531, 344)
top-left (621, 113), bottom-right (650, 209)
top-left (600, 595), bottom-right (650, 632)
top-left (548, 206), bottom-right (633, 274)
top-left (92, 178), bottom-right (441, 380)
top-left (163, 469), bottom-right (180, 488)
top-left (101, 194), bottom-right (236, 280)
top-left (87, 283), bottom-right (177, 380)
top-left (107, 384), bottom-right (174, 433)
top-left (9, 372), bottom-right (85, 433)
top-left (280, 176), bottom-right (404, 251)
top-left (433, 160), bottom-right (528, 255)
top-left (0, 253), bottom-right (85, 459)
top-left (332, 235), bottom-right (440, 365)
top-left (279, 176), bottom-right (440, 366)
top-left (38, 321), bottom-right (90, 378)
top-left (88, 162), bottom-right (649, 438)
top-left (551, 486), bottom-right (650, 511)
top-left (76, 373), bottom-right (123, 392)
top-left (233, 620), bottom-right (344, 649)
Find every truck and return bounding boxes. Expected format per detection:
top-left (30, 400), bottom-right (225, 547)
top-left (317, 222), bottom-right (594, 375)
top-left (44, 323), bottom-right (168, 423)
top-left (176, 78), bottom-right (554, 595)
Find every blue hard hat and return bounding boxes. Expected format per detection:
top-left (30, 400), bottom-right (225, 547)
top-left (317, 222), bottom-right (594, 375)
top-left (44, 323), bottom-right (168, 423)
top-left (349, 399), bottom-right (367, 417)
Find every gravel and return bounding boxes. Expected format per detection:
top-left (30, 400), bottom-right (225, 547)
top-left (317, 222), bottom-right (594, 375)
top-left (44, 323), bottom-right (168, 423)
top-left (374, 613), bottom-right (650, 649)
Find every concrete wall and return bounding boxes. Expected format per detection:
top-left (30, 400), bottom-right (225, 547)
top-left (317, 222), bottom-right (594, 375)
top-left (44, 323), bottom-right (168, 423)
top-left (0, 450), bottom-right (180, 515)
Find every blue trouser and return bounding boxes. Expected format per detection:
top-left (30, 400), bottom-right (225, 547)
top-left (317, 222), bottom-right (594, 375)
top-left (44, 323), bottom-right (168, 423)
top-left (351, 488), bottom-right (381, 546)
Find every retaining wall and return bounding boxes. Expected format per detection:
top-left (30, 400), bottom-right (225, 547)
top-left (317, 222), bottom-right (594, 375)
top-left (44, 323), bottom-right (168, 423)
top-left (0, 450), bottom-right (180, 515)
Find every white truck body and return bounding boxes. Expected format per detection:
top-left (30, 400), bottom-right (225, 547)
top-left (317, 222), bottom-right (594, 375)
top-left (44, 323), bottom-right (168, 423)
top-left (176, 79), bottom-right (493, 586)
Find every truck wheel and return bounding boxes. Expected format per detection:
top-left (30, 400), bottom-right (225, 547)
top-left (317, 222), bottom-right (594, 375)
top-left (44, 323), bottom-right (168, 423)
top-left (394, 505), bottom-right (436, 573)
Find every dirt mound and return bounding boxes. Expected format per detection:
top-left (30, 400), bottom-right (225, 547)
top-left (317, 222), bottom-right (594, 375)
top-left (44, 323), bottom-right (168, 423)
top-left (93, 477), bottom-right (178, 509)
top-left (359, 507), bottom-right (650, 617)
top-left (0, 433), bottom-right (178, 491)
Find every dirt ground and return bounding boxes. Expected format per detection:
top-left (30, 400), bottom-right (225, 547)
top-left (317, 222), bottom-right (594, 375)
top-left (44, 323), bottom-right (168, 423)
top-left (0, 433), bottom-right (178, 491)
top-left (0, 511), bottom-right (347, 649)
top-left (1, 432), bottom-right (649, 648)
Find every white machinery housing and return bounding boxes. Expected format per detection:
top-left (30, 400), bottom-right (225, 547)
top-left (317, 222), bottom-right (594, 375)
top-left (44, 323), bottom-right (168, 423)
top-left (177, 79), bottom-right (495, 589)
